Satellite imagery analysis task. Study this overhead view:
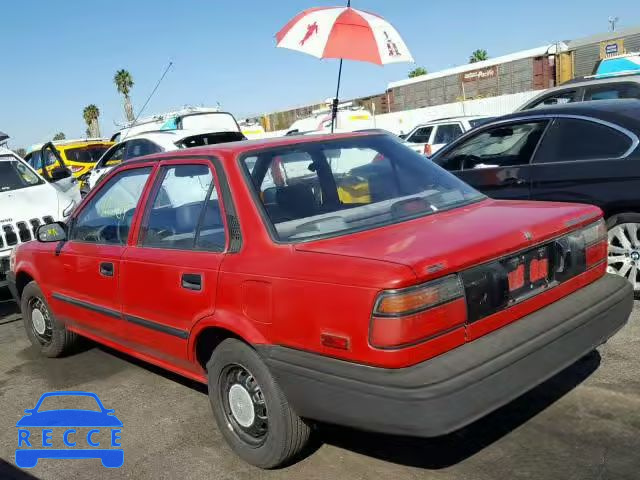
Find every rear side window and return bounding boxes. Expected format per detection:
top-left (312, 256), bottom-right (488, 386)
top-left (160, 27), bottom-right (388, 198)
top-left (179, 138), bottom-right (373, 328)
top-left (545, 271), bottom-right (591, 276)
top-left (434, 124), bottom-right (463, 144)
top-left (407, 126), bottom-right (433, 144)
top-left (140, 164), bottom-right (225, 251)
top-left (436, 121), bottom-right (548, 171)
top-left (534, 118), bottom-right (633, 163)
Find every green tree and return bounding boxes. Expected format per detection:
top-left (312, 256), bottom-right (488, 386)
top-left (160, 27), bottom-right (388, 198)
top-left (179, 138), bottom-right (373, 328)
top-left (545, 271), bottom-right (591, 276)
top-left (408, 67), bottom-right (428, 78)
top-left (114, 69), bottom-right (135, 122)
top-left (83, 104), bottom-right (101, 137)
top-left (14, 148), bottom-right (27, 158)
top-left (469, 49), bottom-right (489, 63)
top-left (52, 132), bottom-right (66, 141)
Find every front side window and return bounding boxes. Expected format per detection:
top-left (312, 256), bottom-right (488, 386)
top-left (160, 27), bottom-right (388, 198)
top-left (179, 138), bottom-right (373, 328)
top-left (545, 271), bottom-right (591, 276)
top-left (435, 121), bottom-right (548, 171)
top-left (97, 142), bottom-right (127, 168)
top-left (71, 168), bottom-right (151, 244)
top-left (243, 135), bottom-right (483, 242)
top-left (528, 90), bottom-right (577, 109)
top-left (141, 165), bottom-right (225, 251)
top-left (0, 157), bottom-right (44, 192)
top-left (433, 124), bottom-right (463, 144)
top-left (407, 126), bottom-right (433, 144)
top-left (534, 118), bottom-right (633, 163)
top-left (26, 150), bottom-right (57, 169)
top-left (125, 139), bottom-right (163, 160)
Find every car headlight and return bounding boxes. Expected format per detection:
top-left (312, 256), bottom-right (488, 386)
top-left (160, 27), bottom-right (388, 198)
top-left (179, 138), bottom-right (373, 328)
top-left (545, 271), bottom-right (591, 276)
top-left (62, 199), bottom-right (76, 217)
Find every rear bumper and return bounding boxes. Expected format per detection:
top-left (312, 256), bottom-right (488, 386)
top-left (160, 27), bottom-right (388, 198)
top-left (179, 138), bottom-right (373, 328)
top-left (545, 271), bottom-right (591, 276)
top-left (259, 274), bottom-right (633, 437)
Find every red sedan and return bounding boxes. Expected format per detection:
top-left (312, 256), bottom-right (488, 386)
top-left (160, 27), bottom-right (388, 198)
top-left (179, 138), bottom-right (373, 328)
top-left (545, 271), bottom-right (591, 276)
top-left (8, 132), bottom-right (633, 468)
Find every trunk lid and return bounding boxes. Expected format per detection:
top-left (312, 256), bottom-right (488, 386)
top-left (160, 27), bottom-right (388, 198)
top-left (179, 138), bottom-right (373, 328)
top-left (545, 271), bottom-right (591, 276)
top-left (295, 199), bottom-right (601, 283)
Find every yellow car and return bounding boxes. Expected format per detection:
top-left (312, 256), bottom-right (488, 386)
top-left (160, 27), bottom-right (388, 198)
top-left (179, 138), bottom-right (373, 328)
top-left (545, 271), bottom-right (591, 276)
top-left (24, 139), bottom-right (114, 191)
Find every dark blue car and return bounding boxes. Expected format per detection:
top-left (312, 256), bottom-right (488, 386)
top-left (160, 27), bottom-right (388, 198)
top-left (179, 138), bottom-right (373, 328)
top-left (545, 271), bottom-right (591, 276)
top-left (15, 391), bottom-right (123, 468)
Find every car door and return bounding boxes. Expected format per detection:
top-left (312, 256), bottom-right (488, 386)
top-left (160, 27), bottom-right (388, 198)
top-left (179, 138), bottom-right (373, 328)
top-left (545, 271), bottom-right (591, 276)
top-left (433, 120), bottom-right (550, 200)
top-left (431, 123), bottom-right (464, 154)
top-left (48, 165), bottom-right (153, 340)
top-left (530, 116), bottom-right (639, 210)
top-left (119, 159), bottom-right (227, 365)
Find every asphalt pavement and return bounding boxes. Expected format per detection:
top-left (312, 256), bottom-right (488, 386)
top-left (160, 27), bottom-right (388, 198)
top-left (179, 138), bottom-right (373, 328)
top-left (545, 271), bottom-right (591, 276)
top-left (0, 288), bottom-right (639, 480)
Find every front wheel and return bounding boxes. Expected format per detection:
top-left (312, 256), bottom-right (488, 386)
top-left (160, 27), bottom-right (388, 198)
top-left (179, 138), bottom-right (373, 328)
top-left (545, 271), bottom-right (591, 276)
top-left (21, 281), bottom-right (79, 357)
top-left (207, 339), bottom-right (311, 468)
top-left (606, 213), bottom-right (640, 294)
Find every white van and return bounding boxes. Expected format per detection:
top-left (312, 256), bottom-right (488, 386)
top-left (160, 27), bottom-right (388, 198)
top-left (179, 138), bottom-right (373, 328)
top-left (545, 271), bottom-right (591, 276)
top-left (0, 145), bottom-right (78, 288)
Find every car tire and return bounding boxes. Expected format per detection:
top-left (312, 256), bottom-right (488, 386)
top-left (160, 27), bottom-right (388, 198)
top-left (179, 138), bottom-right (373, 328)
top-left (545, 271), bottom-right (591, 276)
top-left (207, 339), bottom-right (311, 469)
top-left (21, 281), bottom-right (79, 357)
top-left (606, 212), bottom-right (640, 296)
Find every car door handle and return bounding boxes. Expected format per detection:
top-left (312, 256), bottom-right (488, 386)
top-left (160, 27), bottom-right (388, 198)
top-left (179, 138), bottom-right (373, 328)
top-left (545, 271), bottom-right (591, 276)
top-left (181, 273), bottom-right (202, 291)
top-left (501, 177), bottom-right (525, 185)
top-left (99, 262), bottom-right (114, 277)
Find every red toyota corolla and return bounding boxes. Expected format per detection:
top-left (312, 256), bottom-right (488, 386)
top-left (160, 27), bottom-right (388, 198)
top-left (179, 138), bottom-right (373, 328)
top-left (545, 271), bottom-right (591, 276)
top-left (8, 132), bottom-right (633, 468)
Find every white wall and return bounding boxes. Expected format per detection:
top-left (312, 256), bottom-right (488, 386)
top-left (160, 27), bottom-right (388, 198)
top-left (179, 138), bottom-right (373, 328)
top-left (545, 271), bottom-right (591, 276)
top-left (259, 90), bottom-right (544, 139)
top-left (372, 90), bottom-right (544, 135)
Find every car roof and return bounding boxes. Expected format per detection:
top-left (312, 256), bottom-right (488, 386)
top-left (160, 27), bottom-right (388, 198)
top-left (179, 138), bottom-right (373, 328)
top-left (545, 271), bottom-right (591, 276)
top-left (412, 115), bottom-right (490, 127)
top-left (559, 72), bottom-right (640, 86)
top-left (495, 99), bottom-right (640, 135)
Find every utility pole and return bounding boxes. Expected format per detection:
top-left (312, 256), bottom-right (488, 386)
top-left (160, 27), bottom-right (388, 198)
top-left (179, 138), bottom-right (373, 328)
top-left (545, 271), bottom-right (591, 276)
top-left (608, 16), bottom-right (619, 32)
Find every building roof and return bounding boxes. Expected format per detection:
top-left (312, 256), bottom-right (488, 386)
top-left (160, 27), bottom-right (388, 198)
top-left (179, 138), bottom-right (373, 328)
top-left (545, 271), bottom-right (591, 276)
top-left (388, 44), bottom-right (561, 90)
top-left (566, 25), bottom-right (640, 50)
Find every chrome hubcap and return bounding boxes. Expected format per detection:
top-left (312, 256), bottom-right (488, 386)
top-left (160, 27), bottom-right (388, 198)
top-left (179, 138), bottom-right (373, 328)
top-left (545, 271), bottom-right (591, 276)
top-left (31, 308), bottom-right (46, 335)
top-left (608, 222), bottom-right (640, 291)
top-left (220, 364), bottom-right (268, 445)
top-left (228, 384), bottom-right (255, 427)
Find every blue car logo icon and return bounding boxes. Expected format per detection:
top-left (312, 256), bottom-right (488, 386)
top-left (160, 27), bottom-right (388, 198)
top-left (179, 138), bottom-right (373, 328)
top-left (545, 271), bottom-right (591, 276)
top-left (16, 391), bottom-right (123, 468)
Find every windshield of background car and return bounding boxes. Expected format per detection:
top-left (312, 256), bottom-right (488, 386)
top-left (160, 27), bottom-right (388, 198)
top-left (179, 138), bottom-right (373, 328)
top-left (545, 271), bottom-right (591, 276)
top-left (241, 135), bottom-right (484, 242)
top-left (179, 113), bottom-right (241, 132)
top-left (0, 157), bottom-right (44, 191)
top-left (63, 145), bottom-right (111, 163)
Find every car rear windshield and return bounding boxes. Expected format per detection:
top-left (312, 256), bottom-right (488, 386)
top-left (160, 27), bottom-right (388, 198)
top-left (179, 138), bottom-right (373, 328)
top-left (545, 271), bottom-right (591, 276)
top-left (0, 157), bottom-right (44, 192)
top-left (177, 131), bottom-right (246, 149)
top-left (63, 145), bottom-right (111, 163)
top-left (241, 135), bottom-right (484, 242)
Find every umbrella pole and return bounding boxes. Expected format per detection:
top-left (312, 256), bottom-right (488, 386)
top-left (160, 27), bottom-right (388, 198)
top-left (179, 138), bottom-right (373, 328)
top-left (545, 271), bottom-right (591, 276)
top-left (331, 58), bottom-right (343, 133)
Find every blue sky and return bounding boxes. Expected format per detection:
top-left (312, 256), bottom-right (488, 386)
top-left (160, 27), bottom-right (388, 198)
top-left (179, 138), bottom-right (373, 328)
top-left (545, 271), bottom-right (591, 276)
top-left (1, 0), bottom-right (639, 148)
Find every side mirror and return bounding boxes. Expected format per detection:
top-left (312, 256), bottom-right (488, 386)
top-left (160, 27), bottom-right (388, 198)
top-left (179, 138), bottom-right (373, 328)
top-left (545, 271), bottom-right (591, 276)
top-left (50, 167), bottom-right (72, 182)
top-left (37, 222), bottom-right (67, 243)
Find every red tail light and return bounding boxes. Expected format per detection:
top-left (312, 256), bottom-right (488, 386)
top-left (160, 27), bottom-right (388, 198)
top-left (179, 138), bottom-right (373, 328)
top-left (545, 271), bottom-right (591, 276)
top-left (370, 275), bottom-right (466, 349)
top-left (582, 219), bottom-right (607, 267)
top-left (423, 144), bottom-right (433, 156)
top-left (70, 165), bottom-right (85, 173)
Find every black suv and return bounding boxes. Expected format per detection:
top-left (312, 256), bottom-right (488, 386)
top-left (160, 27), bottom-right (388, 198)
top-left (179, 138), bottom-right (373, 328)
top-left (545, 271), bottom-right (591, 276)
top-left (430, 99), bottom-right (640, 293)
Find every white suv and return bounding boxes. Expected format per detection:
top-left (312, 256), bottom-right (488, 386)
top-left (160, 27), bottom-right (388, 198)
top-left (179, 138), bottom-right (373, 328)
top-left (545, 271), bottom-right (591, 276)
top-left (0, 146), bottom-right (78, 288)
top-left (87, 128), bottom-right (246, 191)
top-left (401, 116), bottom-right (494, 156)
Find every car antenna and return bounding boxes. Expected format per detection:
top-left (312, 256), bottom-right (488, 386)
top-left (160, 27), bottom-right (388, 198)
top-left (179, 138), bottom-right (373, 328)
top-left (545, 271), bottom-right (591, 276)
top-left (120, 61), bottom-right (174, 142)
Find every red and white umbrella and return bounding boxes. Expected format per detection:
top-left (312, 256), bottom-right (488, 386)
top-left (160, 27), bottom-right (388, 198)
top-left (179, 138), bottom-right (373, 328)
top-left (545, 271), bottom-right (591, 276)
top-left (276, 6), bottom-right (413, 65)
top-left (276, 3), bottom-right (414, 131)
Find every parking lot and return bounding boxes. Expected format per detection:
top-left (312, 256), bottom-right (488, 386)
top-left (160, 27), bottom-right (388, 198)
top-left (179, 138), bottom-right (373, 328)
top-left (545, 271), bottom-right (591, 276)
top-left (0, 288), bottom-right (638, 480)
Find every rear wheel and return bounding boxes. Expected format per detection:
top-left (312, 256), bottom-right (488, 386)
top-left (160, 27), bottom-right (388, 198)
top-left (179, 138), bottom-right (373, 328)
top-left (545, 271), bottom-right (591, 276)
top-left (207, 339), bottom-right (311, 468)
top-left (21, 281), bottom-right (79, 357)
top-left (606, 213), bottom-right (640, 294)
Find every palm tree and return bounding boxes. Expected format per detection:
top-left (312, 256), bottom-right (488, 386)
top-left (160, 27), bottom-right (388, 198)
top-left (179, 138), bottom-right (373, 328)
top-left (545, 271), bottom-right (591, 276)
top-left (83, 104), bottom-right (101, 137)
top-left (408, 67), bottom-right (428, 78)
top-left (52, 132), bottom-right (66, 141)
top-left (469, 49), bottom-right (489, 63)
top-left (114, 69), bottom-right (135, 122)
